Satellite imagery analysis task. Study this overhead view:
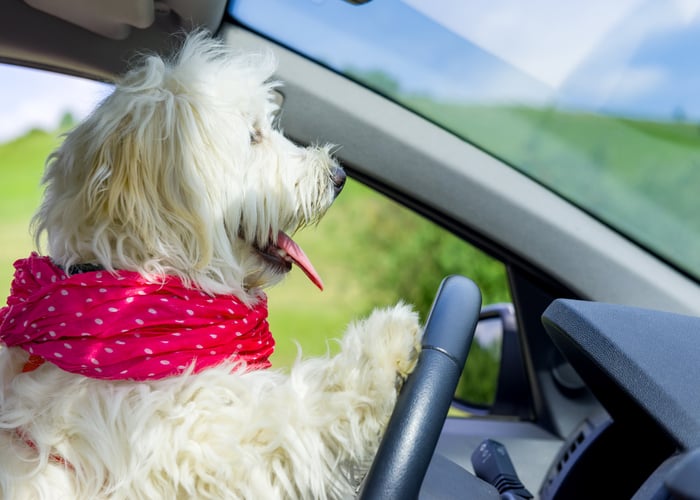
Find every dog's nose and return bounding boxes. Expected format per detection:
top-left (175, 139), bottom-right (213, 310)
top-left (331, 165), bottom-right (346, 198)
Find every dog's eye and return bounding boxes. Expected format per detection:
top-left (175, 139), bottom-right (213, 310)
top-left (250, 127), bottom-right (263, 145)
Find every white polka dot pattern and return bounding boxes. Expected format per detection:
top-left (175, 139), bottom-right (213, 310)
top-left (0, 253), bottom-right (274, 380)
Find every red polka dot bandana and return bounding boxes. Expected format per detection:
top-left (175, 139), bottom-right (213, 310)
top-left (0, 253), bottom-right (274, 380)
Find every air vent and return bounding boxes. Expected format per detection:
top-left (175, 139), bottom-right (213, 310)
top-left (539, 416), bottom-right (612, 500)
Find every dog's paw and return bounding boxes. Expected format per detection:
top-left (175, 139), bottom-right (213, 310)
top-left (341, 302), bottom-right (423, 385)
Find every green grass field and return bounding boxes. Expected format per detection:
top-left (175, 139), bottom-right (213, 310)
top-left (0, 130), bottom-right (61, 291)
top-left (4, 99), bottom-right (699, 387)
top-left (6, 101), bottom-right (698, 409)
top-left (402, 98), bottom-right (700, 274)
top-left (0, 127), bottom-right (510, 372)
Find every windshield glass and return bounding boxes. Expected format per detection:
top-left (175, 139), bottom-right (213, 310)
top-left (229, 0), bottom-right (700, 281)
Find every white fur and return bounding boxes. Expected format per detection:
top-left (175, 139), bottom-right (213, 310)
top-left (0, 31), bottom-right (422, 499)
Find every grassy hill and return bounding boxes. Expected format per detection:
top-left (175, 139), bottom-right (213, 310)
top-left (0, 126), bottom-right (509, 369)
top-left (5, 102), bottom-right (697, 406)
top-left (0, 129), bottom-right (62, 291)
top-left (4, 99), bottom-right (700, 373)
top-left (402, 98), bottom-right (700, 275)
top-left (4, 99), bottom-right (700, 371)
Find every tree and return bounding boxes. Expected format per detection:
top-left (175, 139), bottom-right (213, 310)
top-left (58, 111), bottom-right (76, 130)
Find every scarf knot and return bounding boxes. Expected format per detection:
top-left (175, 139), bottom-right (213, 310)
top-left (0, 253), bottom-right (273, 380)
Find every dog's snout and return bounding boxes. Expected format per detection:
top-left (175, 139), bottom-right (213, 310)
top-left (331, 166), bottom-right (346, 198)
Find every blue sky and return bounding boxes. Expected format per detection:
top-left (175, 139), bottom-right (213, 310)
top-left (233, 0), bottom-right (700, 119)
top-left (1, 0), bottom-right (699, 143)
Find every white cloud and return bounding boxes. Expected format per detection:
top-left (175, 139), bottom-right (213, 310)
top-left (0, 65), bottom-right (110, 142)
top-left (675, 0), bottom-right (700, 21)
top-left (400, 0), bottom-right (690, 90)
top-left (588, 65), bottom-right (667, 104)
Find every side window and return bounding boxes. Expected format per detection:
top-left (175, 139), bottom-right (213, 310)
top-left (0, 64), bottom-right (110, 291)
top-left (0, 64), bottom-right (510, 409)
top-left (266, 178), bottom-right (511, 410)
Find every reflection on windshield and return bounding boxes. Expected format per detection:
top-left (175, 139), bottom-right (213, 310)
top-left (230, 0), bottom-right (700, 280)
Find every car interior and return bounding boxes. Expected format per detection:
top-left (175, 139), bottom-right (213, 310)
top-left (2, 0), bottom-right (700, 498)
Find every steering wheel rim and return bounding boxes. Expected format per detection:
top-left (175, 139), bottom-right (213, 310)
top-left (359, 275), bottom-right (482, 499)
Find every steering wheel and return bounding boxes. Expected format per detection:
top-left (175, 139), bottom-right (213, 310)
top-left (359, 275), bottom-right (482, 499)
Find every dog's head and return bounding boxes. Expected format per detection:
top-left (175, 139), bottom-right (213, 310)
top-left (32, 31), bottom-right (345, 302)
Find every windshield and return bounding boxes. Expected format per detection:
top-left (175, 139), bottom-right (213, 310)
top-left (229, 0), bottom-right (700, 282)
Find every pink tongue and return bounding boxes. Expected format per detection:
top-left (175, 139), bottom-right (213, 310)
top-left (276, 231), bottom-right (324, 291)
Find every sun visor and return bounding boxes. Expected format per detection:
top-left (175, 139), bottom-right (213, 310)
top-left (23, 0), bottom-right (156, 40)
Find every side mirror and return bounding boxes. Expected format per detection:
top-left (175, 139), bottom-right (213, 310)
top-left (453, 303), bottom-right (532, 418)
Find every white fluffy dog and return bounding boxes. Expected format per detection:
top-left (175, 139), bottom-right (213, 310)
top-left (0, 32), bottom-right (422, 499)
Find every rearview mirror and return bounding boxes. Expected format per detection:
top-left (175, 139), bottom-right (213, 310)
top-left (453, 303), bottom-right (532, 418)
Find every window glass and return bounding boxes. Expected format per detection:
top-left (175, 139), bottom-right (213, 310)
top-left (455, 316), bottom-right (503, 407)
top-left (266, 178), bottom-right (511, 368)
top-left (230, 0), bottom-right (700, 283)
top-left (0, 64), bottom-right (110, 292)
